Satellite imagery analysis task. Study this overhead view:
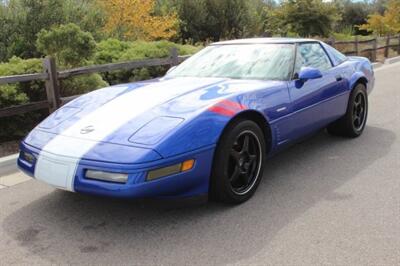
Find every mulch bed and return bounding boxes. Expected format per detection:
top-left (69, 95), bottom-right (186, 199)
top-left (0, 140), bottom-right (20, 157)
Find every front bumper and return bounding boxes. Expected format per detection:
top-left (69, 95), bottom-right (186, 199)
top-left (18, 142), bottom-right (215, 199)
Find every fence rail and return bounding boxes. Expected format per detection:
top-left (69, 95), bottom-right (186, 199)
top-left (328, 34), bottom-right (400, 62)
top-left (0, 48), bottom-right (188, 118)
top-left (1, 36), bottom-right (400, 119)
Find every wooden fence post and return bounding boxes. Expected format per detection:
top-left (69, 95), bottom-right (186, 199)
top-left (372, 37), bottom-right (378, 62)
top-left (355, 35), bottom-right (359, 56)
top-left (329, 37), bottom-right (335, 48)
top-left (398, 34), bottom-right (400, 55)
top-left (43, 57), bottom-right (61, 113)
top-left (384, 35), bottom-right (390, 58)
top-left (170, 48), bottom-right (179, 67)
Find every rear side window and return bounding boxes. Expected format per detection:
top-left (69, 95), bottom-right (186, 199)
top-left (294, 43), bottom-right (332, 74)
top-left (323, 44), bottom-right (347, 66)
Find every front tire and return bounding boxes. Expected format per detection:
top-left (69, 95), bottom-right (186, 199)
top-left (210, 119), bottom-right (266, 204)
top-left (327, 83), bottom-right (368, 138)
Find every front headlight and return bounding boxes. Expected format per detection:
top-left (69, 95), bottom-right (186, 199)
top-left (85, 170), bottom-right (128, 183)
top-left (146, 159), bottom-right (195, 181)
top-left (129, 116), bottom-right (184, 145)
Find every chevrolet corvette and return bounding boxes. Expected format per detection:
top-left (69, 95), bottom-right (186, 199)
top-left (18, 38), bottom-right (374, 204)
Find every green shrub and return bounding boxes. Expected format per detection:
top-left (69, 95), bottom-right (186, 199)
top-left (0, 57), bottom-right (43, 105)
top-left (36, 23), bottom-right (97, 68)
top-left (0, 57), bottom-right (45, 141)
top-left (94, 39), bottom-right (132, 64)
top-left (0, 56), bottom-right (108, 141)
top-left (94, 39), bottom-right (201, 84)
top-left (60, 74), bottom-right (108, 97)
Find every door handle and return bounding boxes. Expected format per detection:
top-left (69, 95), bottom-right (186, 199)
top-left (335, 75), bottom-right (343, 81)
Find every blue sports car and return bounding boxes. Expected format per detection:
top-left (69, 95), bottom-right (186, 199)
top-left (18, 38), bottom-right (374, 204)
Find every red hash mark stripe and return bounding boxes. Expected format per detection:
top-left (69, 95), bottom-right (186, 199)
top-left (219, 100), bottom-right (246, 111)
top-left (208, 100), bottom-right (247, 117)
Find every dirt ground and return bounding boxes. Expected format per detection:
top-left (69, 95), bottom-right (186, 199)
top-left (0, 140), bottom-right (19, 157)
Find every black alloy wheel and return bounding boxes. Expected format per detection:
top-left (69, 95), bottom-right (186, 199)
top-left (228, 130), bottom-right (262, 195)
top-left (352, 91), bottom-right (367, 131)
top-left (210, 119), bottom-right (266, 204)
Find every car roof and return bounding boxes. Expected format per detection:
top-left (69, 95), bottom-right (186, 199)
top-left (212, 38), bottom-right (321, 45)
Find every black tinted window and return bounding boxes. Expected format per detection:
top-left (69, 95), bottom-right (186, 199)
top-left (294, 43), bottom-right (332, 74)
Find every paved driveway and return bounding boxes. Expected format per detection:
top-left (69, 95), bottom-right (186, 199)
top-left (1, 63), bottom-right (399, 265)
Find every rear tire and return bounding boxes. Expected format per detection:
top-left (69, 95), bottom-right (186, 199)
top-left (327, 83), bottom-right (368, 138)
top-left (210, 119), bottom-right (266, 204)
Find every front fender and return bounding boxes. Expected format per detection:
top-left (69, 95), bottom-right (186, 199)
top-left (348, 57), bottom-right (374, 94)
top-left (153, 100), bottom-right (241, 158)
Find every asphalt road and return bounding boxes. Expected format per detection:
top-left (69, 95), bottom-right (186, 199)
top-left (1, 62), bottom-right (400, 265)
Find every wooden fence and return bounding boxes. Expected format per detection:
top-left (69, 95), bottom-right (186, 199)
top-left (1, 35), bottom-right (400, 119)
top-left (327, 34), bottom-right (400, 62)
top-left (0, 48), bottom-right (188, 118)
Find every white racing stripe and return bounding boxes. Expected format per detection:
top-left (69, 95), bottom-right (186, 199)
top-left (34, 78), bottom-right (210, 191)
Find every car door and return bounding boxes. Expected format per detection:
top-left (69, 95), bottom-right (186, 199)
top-left (285, 42), bottom-right (344, 140)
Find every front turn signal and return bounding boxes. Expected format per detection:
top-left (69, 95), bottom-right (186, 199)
top-left (146, 159), bottom-right (195, 181)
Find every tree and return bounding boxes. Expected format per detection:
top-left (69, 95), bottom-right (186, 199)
top-left (273, 0), bottom-right (340, 37)
top-left (174, 0), bottom-right (269, 43)
top-left (100, 0), bottom-right (178, 41)
top-left (62, 0), bottom-right (106, 41)
top-left (358, 0), bottom-right (400, 35)
top-left (0, 0), bottom-right (106, 61)
top-left (5, 0), bottom-right (65, 58)
top-left (36, 23), bottom-right (96, 67)
top-left (334, 0), bottom-right (371, 35)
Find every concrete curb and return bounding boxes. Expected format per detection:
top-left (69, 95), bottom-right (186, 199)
top-left (372, 62), bottom-right (383, 69)
top-left (384, 56), bottom-right (400, 65)
top-left (0, 153), bottom-right (19, 176)
top-left (372, 56), bottom-right (400, 69)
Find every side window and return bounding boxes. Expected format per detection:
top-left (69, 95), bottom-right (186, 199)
top-left (324, 44), bottom-right (347, 66)
top-left (294, 43), bottom-right (332, 75)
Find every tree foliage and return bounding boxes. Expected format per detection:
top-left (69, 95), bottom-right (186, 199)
top-left (175, 0), bottom-right (268, 42)
top-left (272, 0), bottom-right (340, 37)
top-left (36, 23), bottom-right (97, 67)
top-left (359, 0), bottom-right (400, 35)
top-left (100, 0), bottom-right (178, 41)
top-left (333, 0), bottom-right (371, 35)
top-left (0, 0), bottom-right (104, 61)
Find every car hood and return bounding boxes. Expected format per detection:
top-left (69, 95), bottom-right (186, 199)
top-left (32, 77), bottom-right (277, 155)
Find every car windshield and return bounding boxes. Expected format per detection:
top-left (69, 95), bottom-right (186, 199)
top-left (167, 44), bottom-right (294, 81)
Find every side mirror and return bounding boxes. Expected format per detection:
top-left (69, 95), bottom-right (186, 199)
top-left (166, 66), bottom-right (177, 75)
top-left (298, 67), bottom-right (323, 81)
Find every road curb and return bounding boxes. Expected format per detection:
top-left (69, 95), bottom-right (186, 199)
top-left (372, 62), bottom-right (383, 69)
top-left (0, 153), bottom-right (19, 176)
top-left (384, 56), bottom-right (400, 65)
top-left (372, 56), bottom-right (400, 69)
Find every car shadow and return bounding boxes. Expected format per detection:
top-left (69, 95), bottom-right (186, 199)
top-left (2, 126), bottom-right (396, 265)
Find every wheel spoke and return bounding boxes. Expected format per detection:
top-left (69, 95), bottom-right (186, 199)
top-left (230, 166), bottom-right (241, 183)
top-left (240, 171), bottom-right (251, 185)
top-left (230, 150), bottom-right (241, 163)
top-left (241, 135), bottom-right (250, 153)
top-left (355, 94), bottom-right (362, 105)
top-left (249, 158), bottom-right (258, 177)
top-left (248, 154), bottom-right (257, 164)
